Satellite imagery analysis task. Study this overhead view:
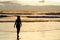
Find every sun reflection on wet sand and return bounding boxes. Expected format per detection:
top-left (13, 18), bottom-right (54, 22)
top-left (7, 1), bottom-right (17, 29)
top-left (0, 22), bottom-right (60, 40)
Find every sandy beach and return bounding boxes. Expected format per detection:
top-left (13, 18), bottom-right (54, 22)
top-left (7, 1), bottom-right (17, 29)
top-left (0, 22), bottom-right (60, 40)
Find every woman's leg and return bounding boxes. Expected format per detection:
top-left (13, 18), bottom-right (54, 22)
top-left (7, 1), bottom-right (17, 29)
top-left (17, 28), bottom-right (20, 37)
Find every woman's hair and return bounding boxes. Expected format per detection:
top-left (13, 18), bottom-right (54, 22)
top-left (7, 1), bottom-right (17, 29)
top-left (17, 16), bottom-right (21, 22)
top-left (17, 16), bottom-right (20, 19)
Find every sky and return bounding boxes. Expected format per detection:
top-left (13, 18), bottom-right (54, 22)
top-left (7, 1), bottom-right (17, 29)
top-left (0, 0), bottom-right (60, 6)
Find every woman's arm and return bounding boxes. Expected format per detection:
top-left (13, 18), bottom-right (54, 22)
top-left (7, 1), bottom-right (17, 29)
top-left (14, 21), bottom-right (16, 28)
top-left (20, 21), bottom-right (22, 26)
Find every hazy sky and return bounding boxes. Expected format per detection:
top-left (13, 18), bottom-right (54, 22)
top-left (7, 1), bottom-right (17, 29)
top-left (0, 0), bottom-right (60, 6)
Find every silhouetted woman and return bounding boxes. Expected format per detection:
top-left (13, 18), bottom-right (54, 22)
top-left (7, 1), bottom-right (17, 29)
top-left (14, 16), bottom-right (22, 37)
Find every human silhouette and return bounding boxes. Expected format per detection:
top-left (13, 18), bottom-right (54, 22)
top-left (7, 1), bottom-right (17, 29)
top-left (17, 36), bottom-right (19, 40)
top-left (14, 16), bottom-right (22, 38)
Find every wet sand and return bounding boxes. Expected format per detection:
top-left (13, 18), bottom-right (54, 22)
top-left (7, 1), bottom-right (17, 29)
top-left (0, 22), bottom-right (60, 40)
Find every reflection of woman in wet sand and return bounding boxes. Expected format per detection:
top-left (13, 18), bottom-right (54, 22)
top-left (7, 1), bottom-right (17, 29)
top-left (14, 16), bottom-right (22, 37)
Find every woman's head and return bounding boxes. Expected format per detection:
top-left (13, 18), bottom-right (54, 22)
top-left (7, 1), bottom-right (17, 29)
top-left (16, 16), bottom-right (21, 23)
top-left (17, 16), bottom-right (20, 19)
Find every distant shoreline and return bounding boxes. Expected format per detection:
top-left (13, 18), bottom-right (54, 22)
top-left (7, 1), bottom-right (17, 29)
top-left (0, 20), bottom-right (60, 22)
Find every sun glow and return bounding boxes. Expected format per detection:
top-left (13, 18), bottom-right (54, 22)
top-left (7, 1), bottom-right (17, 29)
top-left (14, 0), bottom-right (60, 6)
top-left (0, 0), bottom-right (60, 6)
